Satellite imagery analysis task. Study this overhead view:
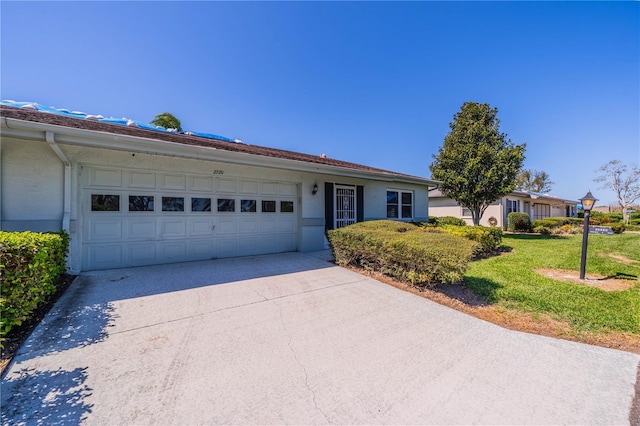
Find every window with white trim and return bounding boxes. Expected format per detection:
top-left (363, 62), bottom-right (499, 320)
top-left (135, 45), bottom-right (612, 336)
top-left (387, 190), bottom-right (413, 219)
top-left (462, 207), bottom-right (472, 217)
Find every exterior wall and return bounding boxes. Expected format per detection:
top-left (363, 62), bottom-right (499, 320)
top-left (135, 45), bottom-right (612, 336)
top-left (429, 197), bottom-right (503, 227)
top-left (431, 192), bottom-right (577, 230)
top-left (2, 137), bottom-right (431, 272)
top-left (1, 138), bottom-right (64, 231)
top-left (363, 181), bottom-right (429, 222)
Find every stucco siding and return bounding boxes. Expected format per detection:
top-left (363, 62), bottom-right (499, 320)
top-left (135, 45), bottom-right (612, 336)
top-left (3, 137), bottom-right (432, 271)
top-left (1, 138), bottom-right (64, 231)
top-left (364, 181), bottom-right (429, 222)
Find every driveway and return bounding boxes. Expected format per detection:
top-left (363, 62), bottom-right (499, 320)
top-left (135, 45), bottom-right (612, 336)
top-left (2, 252), bottom-right (638, 425)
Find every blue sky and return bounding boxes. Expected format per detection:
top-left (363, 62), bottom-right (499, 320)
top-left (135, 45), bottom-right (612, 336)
top-left (1, 1), bottom-right (638, 205)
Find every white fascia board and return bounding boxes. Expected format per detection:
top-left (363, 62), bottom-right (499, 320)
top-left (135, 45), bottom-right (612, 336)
top-left (2, 117), bottom-right (438, 187)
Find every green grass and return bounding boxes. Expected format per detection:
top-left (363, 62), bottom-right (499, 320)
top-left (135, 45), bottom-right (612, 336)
top-left (463, 233), bottom-right (640, 334)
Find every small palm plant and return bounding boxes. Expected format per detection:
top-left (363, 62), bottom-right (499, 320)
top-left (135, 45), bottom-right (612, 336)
top-left (151, 112), bottom-right (182, 132)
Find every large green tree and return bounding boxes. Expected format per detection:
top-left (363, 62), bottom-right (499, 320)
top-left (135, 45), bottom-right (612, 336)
top-left (516, 169), bottom-right (554, 193)
top-left (151, 112), bottom-right (182, 132)
top-left (430, 102), bottom-right (526, 225)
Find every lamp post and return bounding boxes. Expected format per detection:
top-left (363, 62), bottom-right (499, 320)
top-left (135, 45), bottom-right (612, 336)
top-left (579, 191), bottom-right (597, 280)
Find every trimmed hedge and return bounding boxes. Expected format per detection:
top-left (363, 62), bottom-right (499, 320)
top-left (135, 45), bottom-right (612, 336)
top-left (531, 217), bottom-right (582, 229)
top-left (531, 217), bottom-right (626, 234)
top-left (609, 223), bottom-right (625, 234)
top-left (428, 216), bottom-right (467, 227)
top-left (0, 231), bottom-right (69, 340)
top-left (533, 226), bottom-right (552, 235)
top-left (440, 225), bottom-right (502, 257)
top-left (327, 220), bottom-right (476, 287)
top-left (507, 212), bottom-right (532, 232)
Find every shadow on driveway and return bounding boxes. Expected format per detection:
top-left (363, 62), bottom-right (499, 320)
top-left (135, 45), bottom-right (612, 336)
top-left (1, 366), bottom-right (93, 425)
top-left (9, 252), bottom-right (334, 361)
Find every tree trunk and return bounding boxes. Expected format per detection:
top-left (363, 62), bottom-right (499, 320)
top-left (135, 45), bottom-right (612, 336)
top-left (471, 208), bottom-right (481, 226)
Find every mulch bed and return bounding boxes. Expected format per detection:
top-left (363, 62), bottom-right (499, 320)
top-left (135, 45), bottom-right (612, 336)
top-left (1, 274), bottom-right (76, 375)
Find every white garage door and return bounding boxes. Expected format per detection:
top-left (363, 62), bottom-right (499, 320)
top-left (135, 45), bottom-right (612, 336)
top-left (81, 167), bottom-right (298, 270)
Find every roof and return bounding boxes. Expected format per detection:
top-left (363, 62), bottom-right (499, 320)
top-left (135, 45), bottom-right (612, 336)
top-left (428, 188), bottom-right (578, 204)
top-left (1, 102), bottom-right (435, 184)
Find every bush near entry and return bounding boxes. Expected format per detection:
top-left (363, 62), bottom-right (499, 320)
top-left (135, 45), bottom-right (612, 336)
top-left (507, 212), bottom-right (533, 232)
top-left (327, 220), bottom-right (476, 287)
top-left (440, 225), bottom-right (502, 257)
top-left (427, 216), bottom-right (467, 227)
top-left (416, 222), bottom-right (503, 257)
top-left (0, 231), bottom-right (69, 342)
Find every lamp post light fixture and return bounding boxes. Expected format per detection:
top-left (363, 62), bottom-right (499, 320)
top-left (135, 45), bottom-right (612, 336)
top-left (579, 190), bottom-right (598, 280)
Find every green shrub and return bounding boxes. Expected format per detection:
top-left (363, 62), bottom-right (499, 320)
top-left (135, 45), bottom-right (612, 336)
top-left (440, 225), bottom-right (502, 257)
top-left (609, 223), bottom-right (625, 234)
top-left (430, 216), bottom-right (467, 227)
top-left (531, 217), bottom-right (583, 231)
top-left (534, 226), bottom-right (552, 235)
top-left (626, 225), bottom-right (640, 232)
top-left (609, 212), bottom-right (624, 222)
top-left (558, 224), bottom-right (582, 235)
top-left (531, 217), bottom-right (568, 229)
top-left (630, 211), bottom-right (640, 220)
top-left (507, 212), bottom-right (532, 232)
top-left (327, 220), bottom-right (476, 287)
top-left (629, 219), bottom-right (640, 226)
top-left (0, 231), bottom-right (69, 341)
top-left (590, 211), bottom-right (623, 224)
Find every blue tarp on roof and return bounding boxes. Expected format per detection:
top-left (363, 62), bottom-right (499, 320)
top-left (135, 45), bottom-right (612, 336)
top-left (0, 100), bottom-right (238, 143)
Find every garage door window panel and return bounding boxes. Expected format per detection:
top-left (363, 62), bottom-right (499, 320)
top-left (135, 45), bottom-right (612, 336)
top-left (218, 199), bottom-right (235, 212)
top-left (280, 201), bottom-right (294, 213)
top-left (162, 197), bottom-right (185, 212)
top-left (241, 200), bottom-right (257, 213)
top-left (91, 194), bottom-right (120, 212)
top-left (191, 197), bottom-right (212, 212)
top-left (129, 196), bottom-right (155, 212)
top-left (262, 200), bottom-right (276, 213)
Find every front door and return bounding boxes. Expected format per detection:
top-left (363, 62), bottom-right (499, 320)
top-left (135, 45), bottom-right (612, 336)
top-left (335, 185), bottom-right (356, 228)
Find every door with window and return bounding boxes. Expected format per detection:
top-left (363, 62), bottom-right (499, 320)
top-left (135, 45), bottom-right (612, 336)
top-left (335, 185), bottom-right (356, 228)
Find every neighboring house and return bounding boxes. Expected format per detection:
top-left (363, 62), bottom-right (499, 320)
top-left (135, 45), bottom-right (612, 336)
top-left (0, 102), bottom-right (438, 272)
top-left (428, 189), bottom-right (578, 228)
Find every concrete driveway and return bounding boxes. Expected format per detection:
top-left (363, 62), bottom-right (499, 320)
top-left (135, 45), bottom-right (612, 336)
top-left (2, 252), bottom-right (639, 425)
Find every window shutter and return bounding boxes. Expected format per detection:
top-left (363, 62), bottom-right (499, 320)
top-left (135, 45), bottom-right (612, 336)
top-left (325, 182), bottom-right (334, 231)
top-left (356, 185), bottom-right (364, 222)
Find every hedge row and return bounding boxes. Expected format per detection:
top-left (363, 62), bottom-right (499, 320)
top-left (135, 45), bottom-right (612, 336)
top-left (440, 225), bottom-right (502, 257)
top-left (0, 231), bottom-right (69, 340)
top-left (532, 217), bottom-right (625, 234)
top-left (531, 217), bottom-right (583, 229)
top-left (426, 216), bottom-right (467, 227)
top-left (327, 220), bottom-right (476, 287)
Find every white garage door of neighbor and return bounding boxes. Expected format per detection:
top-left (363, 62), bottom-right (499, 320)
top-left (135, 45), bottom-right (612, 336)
top-left (81, 167), bottom-right (299, 270)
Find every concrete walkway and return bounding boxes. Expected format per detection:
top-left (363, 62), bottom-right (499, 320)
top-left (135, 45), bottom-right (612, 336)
top-left (2, 252), bottom-right (638, 425)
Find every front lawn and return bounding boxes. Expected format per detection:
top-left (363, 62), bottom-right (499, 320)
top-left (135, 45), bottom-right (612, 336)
top-left (464, 233), bottom-right (640, 335)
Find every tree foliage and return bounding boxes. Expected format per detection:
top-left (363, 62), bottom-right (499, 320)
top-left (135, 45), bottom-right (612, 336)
top-left (593, 159), bottom-right (640, 223)
top-left (516, 169), bottom-right (554, 193)
top-left (151, 112), bottom-right (182, 132)
top-left (430, 102), bottom-right (525, 226)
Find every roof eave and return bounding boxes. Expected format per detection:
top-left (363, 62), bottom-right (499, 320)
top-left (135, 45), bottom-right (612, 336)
top-left (1, 116), bottom-right (438, 186)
